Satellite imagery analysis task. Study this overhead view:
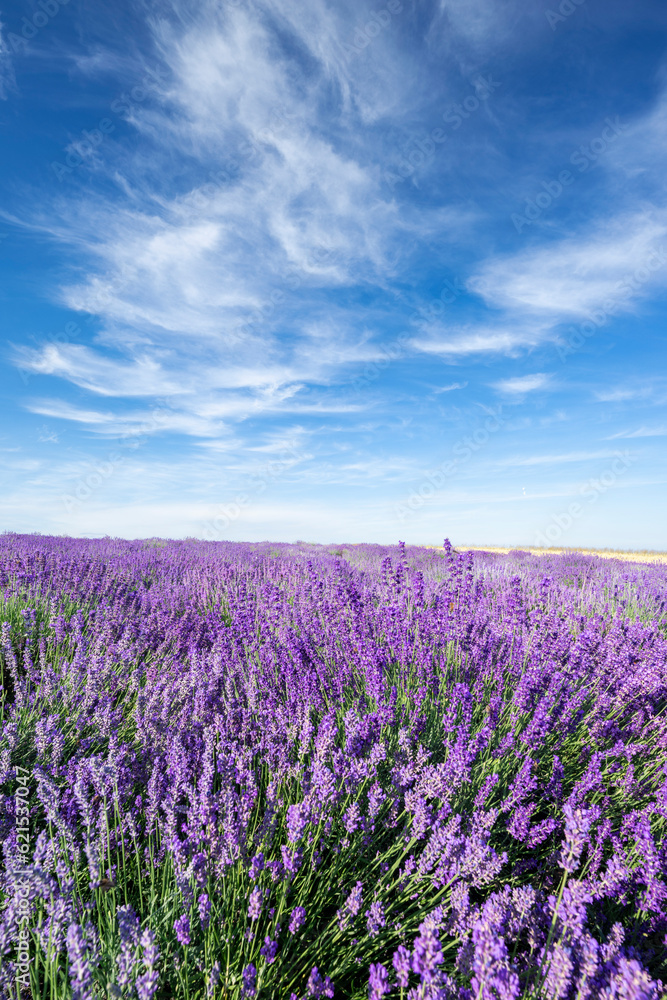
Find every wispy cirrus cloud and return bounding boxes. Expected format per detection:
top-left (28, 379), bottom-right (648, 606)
top-left (11, 0), bottom-right (415, 430)
top-left (492, 373), bottom-right (551, 395)
top-left (594, 386), bottom-right (654, 402)
top-left (496, 449), bottom-right (630, 468)
top-left (469, 214), bottom-right (667, 318)
top-left (606, 426), bottom-right (667, 439)
top-left (411, 325), bottom-right (547, 358)
top-left (433, 380), bottom-right (468, 393)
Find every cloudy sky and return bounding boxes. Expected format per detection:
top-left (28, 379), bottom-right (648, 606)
top-left (1, 0), bottom-right (667, 547)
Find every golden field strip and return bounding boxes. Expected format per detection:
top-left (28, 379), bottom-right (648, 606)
top-left (444, 546), bottom-right (667, 565)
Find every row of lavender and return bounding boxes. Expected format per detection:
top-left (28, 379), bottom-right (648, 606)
top-left (0, 534), bottom-right (666, 999)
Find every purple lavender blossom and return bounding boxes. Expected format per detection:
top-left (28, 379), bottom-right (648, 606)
top-left (289, 906), bottom-right (306, 934)
top-left (116, 904), bottom-right (140, 987)
top-left (135, 927), bottom-right (160, 1000)
top-left (198, 893), bottom-right (211, 931)
top-left (343, 802), bottom-right (362, 834)
top-left (173, 913), bottom-right (191, 947)
top-left (249, 852), bottom-right (265, 879)
top-left (411, 919), bottom-right (444, 985)
top-left (281, 844), bottom-right (303, 876)
top-left (368, 962), bottom-right (391, 999)
top-left (559, 804), bottom-right (601, 873)
top-left (337, 881), bottom-right (363, 931)
top-left (260, 934), bottom-right (279, 964)
top-left (611, 957), bottom-right (662, 1000)
top-left (470, 919), bottom-right (520, 1000)
top-left (248, 886), bottom-right (263, 921)
top-left (286, 801), bottom-right (311, 842)
top-left (542, 942), bottom-right (574, 999)
top-left (366, 900), bottom-right (386, 938)
top-left (306, 966), bottom-right (334, 998)
top-left (5, 535), bottom-right (667, 1000)
top-left (393, 945), bottom-right (411, 989)
top-left (242, 963), bottom-right (257, 997)
top-left (66, 922), bottom-right (93, 1000)
top-left (206, 961), bottom-right (221, 1000)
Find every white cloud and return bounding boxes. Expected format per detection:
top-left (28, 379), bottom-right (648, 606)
top-left (433, 381), bottom-right (468, 393)
top-left (26, 400), bottom-right (117, 426)
top-left (25, 398), bottom-right (226, 438)
top-left (469, 214), bottom-right (667, 319)
top-left (493, 373), bottom-right (550, 395)
top-left (496, 449), bottom-right (629, 467)
top-left (430, 0), bottom-right (529, 53)
top-left (14, 344), bottom-right (186, 397)
top-left (11, 0), bottom-right (421, 432)
top-left (606, 426), bottom-right (667, 439)
top-left (411, 325), bottom-right (545, 358)
top-left (594, 386), bottom-right (653, 402)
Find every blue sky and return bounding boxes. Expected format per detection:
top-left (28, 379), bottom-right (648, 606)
top-left (1, 0), bottom-right (667, 547)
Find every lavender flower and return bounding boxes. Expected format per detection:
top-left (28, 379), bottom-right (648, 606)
top-left (198, 893), bottom-right (211, 931)
top-left (249, 852), bottom-right (265, 879)
top-left (610, 957), bottom-right (661, 1000)
top-left (393, 945), bottom-right (411, 989)
top-left (368, 962), bottom-right (391, 999)
top-left (207, 961), bottom-right (221, 999)
top-left (337, 880), bottom-right (363, 930)
top-left (173, 913), bottom-right (191, 947)
top-left (289, 906), bottom-right (306, 934)
top-left (343, 802), bottom-right (362, 834)
top-left (135, 927), bottom-right (160, 1000)
top-left (116, 904), bottom-right (140, 987)
top-left (260, 934), bottom-right (279, 964)
top-left (542, 942), bottom-right (574, 999)
top-left (559, 804), bottom-right (601, 873)
top-left (248, 886), bottom-right (263, 921)
top-left (66, 922), bottom-right (93, 1000)
top-left (411, 919), bottom-right (444, 986)
top-left (286, 801), bottom-right (310, 842)
top-left (242, 963), bottom-right (257, 997)
top-left (366, 901), bottom-right (386, 938)
top-left (306, 967), bottom-right (334, 998)
top-left (5, 533), bottom-right (667, 1000)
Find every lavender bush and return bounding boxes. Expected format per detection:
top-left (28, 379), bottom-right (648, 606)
top-left (0, 533), bottom-right (666, 999)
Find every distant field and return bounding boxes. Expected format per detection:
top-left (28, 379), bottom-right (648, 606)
top-left (442, 545), bottom-right (667, 565)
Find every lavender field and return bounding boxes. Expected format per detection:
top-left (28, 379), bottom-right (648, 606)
top-left (1, 534), bottom-right (666, 1000)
